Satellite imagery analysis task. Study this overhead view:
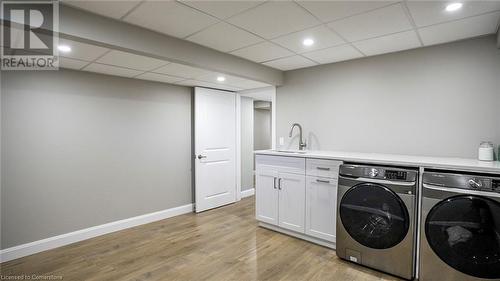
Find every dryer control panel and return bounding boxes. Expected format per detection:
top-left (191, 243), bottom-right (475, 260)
top-left (424, 171), bottom-right (500, 193)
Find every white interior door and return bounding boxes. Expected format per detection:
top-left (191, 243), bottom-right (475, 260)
top-left (195, 87), bottom-right (236, 212)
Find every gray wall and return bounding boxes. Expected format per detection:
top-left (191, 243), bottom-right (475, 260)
top-left (240, 97), bottom-right (254, 191)
top-left (277, 36), bottom-right (500, 158)
top-left (254, 107), bottom-right (272, 151)
top-left (1, 69), bottom-right (192, 249)
top-left (497, 29), bottom-right (500, 48)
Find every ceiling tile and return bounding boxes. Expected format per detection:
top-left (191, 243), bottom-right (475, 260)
top-left (63, 0), bottom-right (141, 19)
top-left (263, 55), bottom-right (317, 71)
top-left (227, 1), bottom-right (320, 39)
top-left (123, 1), bottom-right (218, 38)
top-left (234, 79), bottom-right (271, 90)
top-left (175, 79), bottom-right (241, 91)
top-left (353, 30), bottom-right (421, 56)
top-left (58, 39), bottom-right (109, 61)
top-left (153, 63), bottom-right (213, 79)
top-left (328, 3), bottom-right (413, 42)
top-left (302, 44), bottom-right (363, 64)
top-left (197, 73), bottom-right (270, 89)
top-left (296, 1), bottom-right (395, 23)
top-left (59, 57), bottom-right (88, 70)
top-left (272, 25), bottom-right (345, 54)
top-left (136, 72), bottom-right (186, 84)
top-left (406, 0), bottom-right (500, 27)
top-left (179, 0), bottom-right (264, 19)
top-left (83, 63), bottom-right (143, 78)
top-left (96, 50), bottom-right (168, 71)
top-left (419, 11), bottom-right (500, 46)
top-left (186, 22), bottom-right (263, 52)
top-left (197, 72), bottom-right (241, 84)
top-left (230, 41), bottom-right (293, 63)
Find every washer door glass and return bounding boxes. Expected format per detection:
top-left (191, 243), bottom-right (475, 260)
top-left (339, 183), bottom-right (410, 249)
top-left (425, 195), bottom-right (500, 279)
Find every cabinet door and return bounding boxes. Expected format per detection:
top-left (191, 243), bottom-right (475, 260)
top-left (278, 172), bottom-right (306, 233)
top-left (305, 176), bottom-right (337, 242)
top-left (255, 169), bottom-right (279, 225)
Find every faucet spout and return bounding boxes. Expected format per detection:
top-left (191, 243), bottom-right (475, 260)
top-left (289, 123), bottom-right (307, 150)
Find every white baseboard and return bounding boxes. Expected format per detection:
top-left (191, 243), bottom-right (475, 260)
top-left (0, 203), bottom-right (194, 263)
top-left (241, 188), bottom-right (255, 198)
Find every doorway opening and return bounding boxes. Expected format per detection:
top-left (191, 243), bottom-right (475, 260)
top-left (239, 87), bottom-right (275, 196)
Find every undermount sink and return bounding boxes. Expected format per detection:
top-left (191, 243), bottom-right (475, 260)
top-left (274, 150), bottom-right (307, 154)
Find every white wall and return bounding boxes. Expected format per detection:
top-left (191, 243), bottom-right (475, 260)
top-left (1, 69), bottom-right (192, 249)
top-left (240, 97), bottom-right (254, 191)
top-left (277, 36), bottom-right (500, 158)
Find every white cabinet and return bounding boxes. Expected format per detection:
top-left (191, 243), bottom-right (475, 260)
top-left (278, 172), bottom-right (306, 233)
top-left (255, 155), bottom-right (306, 233)
top-left (255, 169), bottom-right (279, 225)
top-left (255, 154), bottom-right (341, 247)
top-left (305, 176), bottom-right (337, 242)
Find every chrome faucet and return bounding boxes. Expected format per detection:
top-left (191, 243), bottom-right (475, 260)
top-left (289, 123), bottom-right (307, 150)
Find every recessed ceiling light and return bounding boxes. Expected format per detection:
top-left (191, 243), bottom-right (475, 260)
top-left (445, 2), bottom-right (463, 12)
top-left (302, 38), bottom-right (314, 47)
top-left (58, 45), bottom-right (71, 53)
top-left (217, 76), bottom-right (226, 82)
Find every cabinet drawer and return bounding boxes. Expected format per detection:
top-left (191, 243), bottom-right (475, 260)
top-left (256, 155), bottom-right (305, 175)
top-left (306, 158), bottom-right (342, 178)
top-left (307, 176), bottom-right (338, 186)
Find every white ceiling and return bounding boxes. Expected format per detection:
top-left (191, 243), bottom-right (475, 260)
top-left (58, 39), bottom-right (271, 91)
top-left (64, 0), bottom-right (500, 71)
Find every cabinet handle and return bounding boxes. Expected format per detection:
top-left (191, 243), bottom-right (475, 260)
top-left (278, 178), bottom-right (282, 190)
top-left (316, 179), bottom-right (330, 184)
top-left (273, 177), bottom-right (277, 189)
top-left (316, 167), bottom-right (330, 171)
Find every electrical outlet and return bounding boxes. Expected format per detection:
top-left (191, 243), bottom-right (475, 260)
top-left (279, 137), bottom-right (284, 146)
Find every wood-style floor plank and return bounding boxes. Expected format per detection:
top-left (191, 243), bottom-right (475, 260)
top-left (1, 197), bottom-right (401, 281)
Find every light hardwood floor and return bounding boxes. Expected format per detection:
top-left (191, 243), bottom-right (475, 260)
top-left (1, 197), bottom-right (401, 281)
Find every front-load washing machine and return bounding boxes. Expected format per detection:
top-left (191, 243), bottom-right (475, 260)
top-left (337, 164), bottom-right (418, 280)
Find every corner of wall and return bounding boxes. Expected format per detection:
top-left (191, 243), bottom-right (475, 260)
top-left (497, 28), bottom-right (500, 48)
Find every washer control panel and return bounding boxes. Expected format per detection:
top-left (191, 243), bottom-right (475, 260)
top-left (385, 170), bottom-right (408, 180)
top-left (340, 164), bottom-right (417, 182)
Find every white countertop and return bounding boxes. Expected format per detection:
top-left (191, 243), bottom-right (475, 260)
top-left (255, 150), bottom-right (500, 174)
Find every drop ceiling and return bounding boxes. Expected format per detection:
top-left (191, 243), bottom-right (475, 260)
top-left (64, 0), bottom-right (500, 71)
top-left (58, 38), bottom-right (271, 91)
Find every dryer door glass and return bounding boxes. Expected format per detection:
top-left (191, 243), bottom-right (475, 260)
top-left (425, 195), bottom-right (500, 279)
top-left (339, 183), bottom-right (410, 249)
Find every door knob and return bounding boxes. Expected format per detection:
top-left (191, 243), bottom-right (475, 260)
top-left (197, 155), bottom-right (207, 159)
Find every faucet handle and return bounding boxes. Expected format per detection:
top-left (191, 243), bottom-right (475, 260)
top-left (299, 140), bottom-right (307, 150)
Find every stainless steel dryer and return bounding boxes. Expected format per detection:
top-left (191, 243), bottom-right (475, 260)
top-left (420, 170), bottom-right (500, 281)
top-left (337, 164), bottom-right (418, 280)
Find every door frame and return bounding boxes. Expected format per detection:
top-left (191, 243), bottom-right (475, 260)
top-left (236, 86), bottom-right (276, 201)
